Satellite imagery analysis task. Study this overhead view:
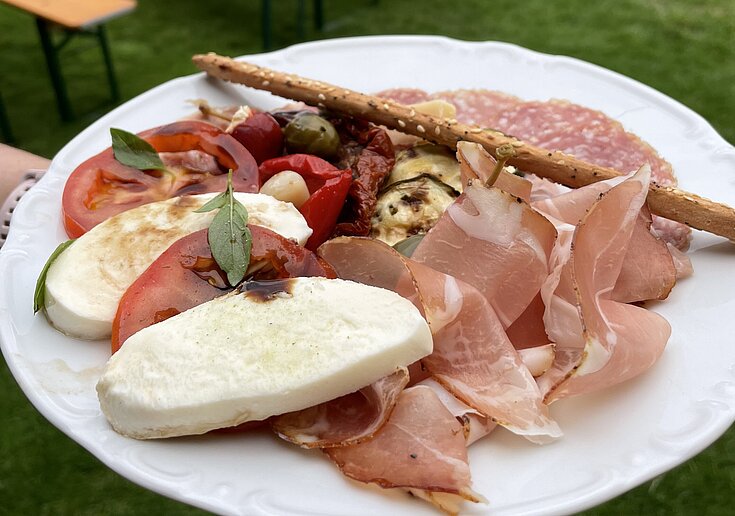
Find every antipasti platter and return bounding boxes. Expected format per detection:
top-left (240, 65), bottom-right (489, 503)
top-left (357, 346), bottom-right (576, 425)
top-left (1, 36), bottom-right (735, 515)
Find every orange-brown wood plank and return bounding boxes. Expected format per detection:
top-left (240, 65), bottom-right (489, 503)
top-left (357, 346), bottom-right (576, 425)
top-left (0, 0), bottom-right (136, 29)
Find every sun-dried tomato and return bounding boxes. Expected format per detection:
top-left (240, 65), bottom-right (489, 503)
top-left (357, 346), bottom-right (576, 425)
top-left (330, 117), bottom-right (395, 236)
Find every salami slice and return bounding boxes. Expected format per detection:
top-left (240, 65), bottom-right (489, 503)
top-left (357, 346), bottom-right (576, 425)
top-left (378, 88), bottom-right (690, 248)
top-left (492, 99), bottom-right (676, 187)
top-left (434, 89), bottom-right (524, 126)
top-left (376, 88), bottom-right (429, 106)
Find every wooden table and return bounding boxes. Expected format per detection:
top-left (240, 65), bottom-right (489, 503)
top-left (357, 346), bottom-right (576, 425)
top-left (0, 0), bottom-right (137, 121)
top-left (2, 0), bottom-right (136, 29)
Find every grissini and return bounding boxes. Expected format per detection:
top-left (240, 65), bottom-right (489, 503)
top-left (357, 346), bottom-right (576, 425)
top-left (192, 52), bottom-right (735, 241)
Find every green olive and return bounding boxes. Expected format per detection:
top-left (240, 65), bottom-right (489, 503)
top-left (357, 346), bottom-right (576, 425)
top-left (283, 113), bottom-right (340, 158)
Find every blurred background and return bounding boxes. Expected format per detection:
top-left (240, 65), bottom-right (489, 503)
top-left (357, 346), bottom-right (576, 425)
top-left (0, 0), bottom-right (733, 514)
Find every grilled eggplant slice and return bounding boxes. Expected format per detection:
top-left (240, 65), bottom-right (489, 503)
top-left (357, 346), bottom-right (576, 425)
top-left (385, 143), bottom-right (462, 192)
top-left (371, 174), bottom-right (459, 246)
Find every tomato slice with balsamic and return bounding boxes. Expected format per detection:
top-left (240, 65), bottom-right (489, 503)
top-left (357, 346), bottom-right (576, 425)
top-left (62, 120), bottom-right (260, 238)
top-left (111, 226), bottom-right (336, 353)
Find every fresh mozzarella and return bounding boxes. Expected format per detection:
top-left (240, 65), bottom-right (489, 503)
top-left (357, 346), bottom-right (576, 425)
top-left (44, 193), bottom-right (312, 340)
top-left (96, 276), bottom-right (433, 439)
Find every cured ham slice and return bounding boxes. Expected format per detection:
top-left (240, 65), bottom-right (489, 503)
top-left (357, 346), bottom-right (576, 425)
top-left (611, 209), bottom-right (677, 303)
top-left (408, 489), bottom-right (477, 516)
top-left (418, 378), bottom-right (497, 446)
top-left (318, 237), bottom-right (561, 443)
top-left (517, 344), bottom-right (556, 378)
top-left (649, 215), bottom-right (693, 252)
top-left (492, 97), bottom-right (690, 249)
top-left (282, 366), bottom-right (496, 513)
top-left (527, 173), bottom-right (570, 202)
top-left (551, 301), bottom-right (670, 401)
top-left (667, 242), bottom-right (694, 279)
top-left (533, 173), bottom-right (685, 303)
top-left (455, 141), bottom-right (532, 201)
top-left (325, 385), bottom-right (483, 502)
top-left (412, 178), bottom-right (556, 329)
top-left (534, 175), bottom-right (621, 396)
top-left (505, 294), bottom-right (551, 350)
top-left (271, 368), bottom-right (409, 448)
top-left (536, 165), bottom-right (672, 401)
top-left (416, 271), bottom-right (559, 442)
top-left (407, 379), bottom-right (495, 514)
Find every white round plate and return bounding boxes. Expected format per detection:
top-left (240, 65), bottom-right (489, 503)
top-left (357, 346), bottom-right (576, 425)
top-left (2, 36), bottom-right (735, 516)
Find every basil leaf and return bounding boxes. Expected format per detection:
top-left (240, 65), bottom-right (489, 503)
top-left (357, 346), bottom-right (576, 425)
top-left (205, 170), bottom-right (252, 286)
top-left (33, 239), bottom-right (76, 313)
top-left (208, 202), bottom-right (249, 286)
top-left (194, 191), bottom-right (228, 213)
top-left (232, 200), bottom-right (250, 223)
top-left (110, 128), bottom-right (166, 171)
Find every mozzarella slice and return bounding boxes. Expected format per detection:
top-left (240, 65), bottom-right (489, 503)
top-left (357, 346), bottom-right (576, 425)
top-left (96, 276), bottom-right (433, 439)
top-left (44, 193), bottom-right (312, 340)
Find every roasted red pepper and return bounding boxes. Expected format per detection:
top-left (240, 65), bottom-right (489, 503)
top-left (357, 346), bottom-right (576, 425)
top-left (259, 154), bottom-right (352, 250)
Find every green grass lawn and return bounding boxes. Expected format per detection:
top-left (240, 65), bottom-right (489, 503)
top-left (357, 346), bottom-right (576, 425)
top-left (1, 0), bottom-right (734, 514)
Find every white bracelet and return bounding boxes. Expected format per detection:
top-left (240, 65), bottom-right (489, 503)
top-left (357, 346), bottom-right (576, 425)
top-left (0, 169), bottom-right (46, 248)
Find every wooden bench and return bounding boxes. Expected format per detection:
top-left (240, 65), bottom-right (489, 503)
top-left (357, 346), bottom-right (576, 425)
top-left (0, 0), bottom-right (137, 121)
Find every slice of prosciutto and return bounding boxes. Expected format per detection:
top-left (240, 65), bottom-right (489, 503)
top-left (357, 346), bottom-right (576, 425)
top-left (418, 378), bottom-right (497, 446)
top-left (667, 242), bottom-right (694, 279)
top-left (505, 293), bottom-right (551, 350)
top-left (407, 379), bottom-right (495, 514)
top-left (319, 237), bottom-right (561, 443)
top-left (412, 155), bottom-right (557, 330)
top-left (532, 171), bottom-right (687, 303)
top-left (271, 367), bottom-right (409, 448)
top-left (325, 385), bottom-right (484, 504)
top-left (536, 165), bottom-right (672, 401)
top-left (455, 141), bottom-right (532, 201)
top-left (611, 208), bottom-right (678, 303)
top-left (517, 344), bottom-right (556, 378)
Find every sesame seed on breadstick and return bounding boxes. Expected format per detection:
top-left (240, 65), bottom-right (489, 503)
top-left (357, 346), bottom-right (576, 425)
top-left (193, 52), bottom-right (735, 241)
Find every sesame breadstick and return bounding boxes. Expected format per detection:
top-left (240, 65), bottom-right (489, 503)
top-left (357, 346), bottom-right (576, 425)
top-left (193, 52), bottom-right (735, 241)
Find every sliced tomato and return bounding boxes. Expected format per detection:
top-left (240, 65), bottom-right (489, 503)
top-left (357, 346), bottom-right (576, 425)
top-left (111, 225), bottom-right (336, 353)
top-left (62, 120), bottom-right (259, 238)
